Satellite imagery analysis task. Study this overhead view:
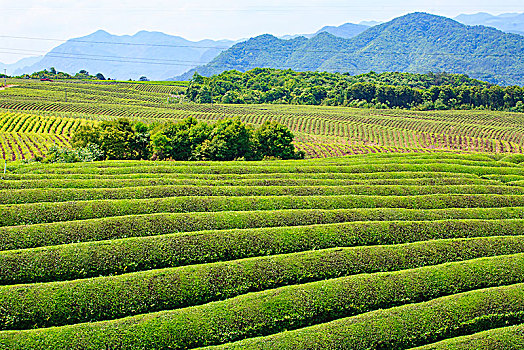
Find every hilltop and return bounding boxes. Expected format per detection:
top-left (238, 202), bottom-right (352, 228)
top-left (177, 13), bottom-right (524, 85)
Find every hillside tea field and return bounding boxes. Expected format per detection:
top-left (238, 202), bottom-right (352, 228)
top-left (1, 152), bottom-right (524, 348)
top-left (1, 79), bottom-right (524, 160)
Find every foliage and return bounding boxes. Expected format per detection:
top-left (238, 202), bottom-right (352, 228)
top-left (71, 119), bottom-right (151, 160)
top-left (0, 246), bottom-right (523, 332)
top-left (1, 153), bottom-right (524, 347)
top-left (255, 121), bottom-right (305, 159)
top-left (180, 13), bottom-right (524, 86)
top-left (43, 144), bottom-right (103, 163)
top-left (17, 68), bottom-right (103, 80)
top-left (151, 117), bottom-right (300, 161)
top-left (187, 68), bottom-right (524, 111)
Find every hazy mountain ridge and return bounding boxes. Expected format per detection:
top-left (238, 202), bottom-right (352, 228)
top-left (455, 12), bottom-right (524, 36)
top-left (12, 30), bottom-right (236, 80)
top-left (176, 13), bottom-right (524, 85)
top-left (2, 56), bottom-right (43, 75)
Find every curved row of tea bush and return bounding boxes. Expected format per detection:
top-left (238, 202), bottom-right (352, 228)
top-left (201, 283), bottom-right (524, 350)
top-left (3, 184), bottom-right (523, 205)
top-left (0, 170), bottom-right (480, 181)
top-left (13, 153), bottom-right (501, 172)
top-left (411, 323), bottom-right (524, 349)
top-left (0, 176), bottom-right (495, 190)
top-left (2, 260), bottom-right (524, 349)
top-left (2, 237), bottom-right (524, 330)
top-left (4, 194), bottom-right (524, 226)
top-left (3, 219), bottom-right (524, 284)
top-left (4, 207), bottom-right (524, 250)
top-left (14, 162), bottom-right (524, 177)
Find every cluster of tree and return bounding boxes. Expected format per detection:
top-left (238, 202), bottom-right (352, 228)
top-left (18, 68), bottom-right (107, 80)
top-left (186, 69), bottom-right (524, 112)
top-left (67, 117), bottom-right (304, 162)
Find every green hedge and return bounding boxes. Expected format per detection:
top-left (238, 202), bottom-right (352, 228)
top-left (202, 283), bottom-right (524, 350)
top-left (3, 194), bottom-right (524, 226)
top-left (13, 162), bottom-right (524, 176)
top-left (0, 171), bottom-right (480, 182)
top-left (2, 257), bottom-right (524, 349)
top-left (2, 219), bottom-right (524, 284)
top-left (0, 176), bottom-right (492, 190)
top-left (411, 323), bottom-right (524, 349)
top-left (12, 154), bottom-right (502, 173)
top-left (4, 207), bottom-right (524, 250)
top-left (2, 185), bottom-right (521, 205)
top-left (2, 236), bottom-right (524, 330)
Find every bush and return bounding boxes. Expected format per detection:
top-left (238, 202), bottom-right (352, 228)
top-left (3, 219), bottom-right (524, 284)
top-left (3, 256), bottom-right (524, 348)
top-left (43, 144), bottom-right (103, 163)
top-left (2, 237), bottom-right (523, 330)
top-left (3, 206), bottom-right (524, 250)
top-left (413, 323), bottom-right (524, 349)
top-left (4, 193), bottom-right (524, 227)
top-left (1, 184), bottom-right (523, 206)
top-left (207, 284), bottom-right (524, 349)
top-left (254, 121), bottom-right (299, 160)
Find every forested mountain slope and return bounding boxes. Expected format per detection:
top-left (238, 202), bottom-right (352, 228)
top-left (177, 13), bottom-right (524, 86)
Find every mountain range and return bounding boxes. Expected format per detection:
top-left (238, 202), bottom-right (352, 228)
top-left (177, 13), bottom-right (524, 85)
top-left (4, 11), bottom-right (524, 83)
top-left (455, 12), bottom-right (524, 36)
top-left (10, 31), bottom-right (236, 80)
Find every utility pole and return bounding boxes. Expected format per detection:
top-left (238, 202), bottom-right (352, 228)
top-left (3, 69), bottom-right (6, 87)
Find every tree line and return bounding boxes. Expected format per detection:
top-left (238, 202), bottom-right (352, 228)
top-left (186, 69), bottom-right (524, 112)
top-left (44, 117), bottom-right (304, 163)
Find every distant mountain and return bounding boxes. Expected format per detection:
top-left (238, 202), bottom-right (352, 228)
top-left (455, 12), bottom-right (524, 36)
top-left (13, 30), bottom-right (236, 80)
top-left (280, 22), bottom-right (369, 40)
top-left (314, 23), bottom-right (369, 39)
top-left (2, 56), bottom-right (43, 75)
top-left (176, 13), bottom-right (524, 85)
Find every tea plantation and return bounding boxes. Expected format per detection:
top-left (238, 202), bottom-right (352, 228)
top-left (1, 152), bottom-right (524, 349)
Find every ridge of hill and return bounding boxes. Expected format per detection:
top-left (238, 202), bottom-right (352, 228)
top-left (176, 12), bottom-right (524, 86)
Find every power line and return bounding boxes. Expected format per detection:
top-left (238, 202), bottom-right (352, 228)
top-left (0, 35), bottom-right (234, 50)
top-left (0, 48), bottom-right (212, 65)
top-left (2, 33), bottom-right (524, 59)
top-left (1, 48), bottom-right (521, 80)
top-left (3, 37), bottom-right (524, 59)
top-left (0, 51), bottom-right (200, 68)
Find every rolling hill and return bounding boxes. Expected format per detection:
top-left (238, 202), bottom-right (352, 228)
top-left (176, 12), bottom-right (524, 86)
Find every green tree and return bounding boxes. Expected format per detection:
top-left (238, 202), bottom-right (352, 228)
top-left (200, 118), bottom-right (254, 160)
top-left (151, 117), bottom-right (199, 160)
top-left (98, 119), bottom-right (137, 160)
top-left (71, 125), bottom-right (101, 148)
top-left (255, 121), bottom-right (300, 159)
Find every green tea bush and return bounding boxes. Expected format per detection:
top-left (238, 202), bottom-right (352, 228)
top-left (2, 219), bottom-right (524, 284)
top-left (1, 237), bottom-right (524, 330)
top-left (3, 261), bottom-right (524, 349)
top-left (3, 207), bottom-right (524, 250)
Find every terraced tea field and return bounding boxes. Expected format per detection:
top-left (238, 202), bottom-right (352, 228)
top-left (1, 152), bottom-right (524, 348)
top-left (1, 79), bottom-right (524, 160)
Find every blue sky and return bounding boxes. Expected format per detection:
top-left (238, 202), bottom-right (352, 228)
top-left (1, 0), bottom-right (523, 63)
